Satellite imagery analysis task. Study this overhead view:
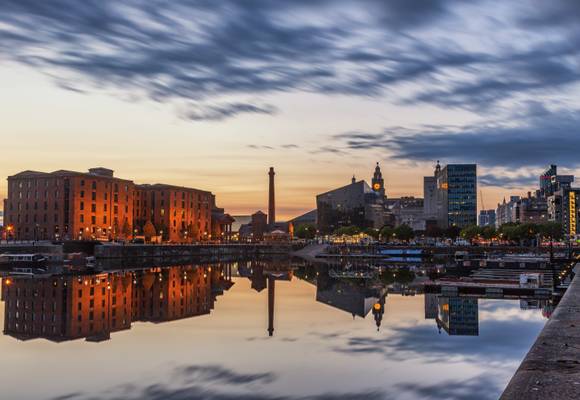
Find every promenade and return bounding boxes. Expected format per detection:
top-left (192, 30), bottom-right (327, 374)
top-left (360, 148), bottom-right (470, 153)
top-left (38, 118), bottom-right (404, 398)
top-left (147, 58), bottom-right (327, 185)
top-left (501, 264), bottom-right (580, 399)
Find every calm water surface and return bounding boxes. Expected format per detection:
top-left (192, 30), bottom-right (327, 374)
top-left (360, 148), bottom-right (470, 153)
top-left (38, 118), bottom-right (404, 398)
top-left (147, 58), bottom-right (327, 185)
top-left (0, 260), bottom-right (549, 400)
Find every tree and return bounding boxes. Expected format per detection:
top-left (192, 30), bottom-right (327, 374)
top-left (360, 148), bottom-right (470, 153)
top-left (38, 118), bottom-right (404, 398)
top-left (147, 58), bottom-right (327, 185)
top-left (425, 225), bottom-right (443, 238)
top-left (155, 222), bottom-right (168, 241)
top-left (187, 223), bottom-right (198, 241)
top-left (121, 220), bottom-right (132, 239)
top-left (498, 223), bottom-right (519, 242)
top-left (363, 227), bottom-right (380, 239)
top-left (539, 222), bottom-right (563, 241)
top-left (295, 223), bottom-right (316, 239)
top-left (143, 221), bottom-right (156, 242)
top-left (445, 225), bottom-right (461, 240)
top-left (379, 226), bottom-right (394, 241)
top-left (460, 225), bottom-right (481, 244)
top-left (481, 226), bottom-right (497, 241)
top-left (394, 224), bottom-right (414, 242)
top-left (334, 225), bottom-right (361, 236)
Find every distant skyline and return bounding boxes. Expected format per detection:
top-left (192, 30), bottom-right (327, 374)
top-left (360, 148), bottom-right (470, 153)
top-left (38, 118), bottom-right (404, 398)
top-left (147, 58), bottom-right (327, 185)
top-left (2, 1), bottom-right (580, 220)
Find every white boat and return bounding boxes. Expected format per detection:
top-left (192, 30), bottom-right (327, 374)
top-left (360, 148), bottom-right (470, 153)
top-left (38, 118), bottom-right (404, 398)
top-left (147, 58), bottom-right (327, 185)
top-left (0, 253), bottom-right (47, 266)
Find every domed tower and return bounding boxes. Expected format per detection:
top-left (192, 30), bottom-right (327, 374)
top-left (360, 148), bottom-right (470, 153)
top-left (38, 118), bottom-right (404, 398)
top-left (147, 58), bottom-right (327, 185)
top-left (371, 162), bottom-right (386, 198)
top-left (434, 160), bottom-right (441, 177)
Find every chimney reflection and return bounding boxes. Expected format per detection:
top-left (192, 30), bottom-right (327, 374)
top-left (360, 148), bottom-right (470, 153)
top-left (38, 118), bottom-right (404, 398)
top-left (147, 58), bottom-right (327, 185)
top-left (1, 264), bottom-right (235, 342)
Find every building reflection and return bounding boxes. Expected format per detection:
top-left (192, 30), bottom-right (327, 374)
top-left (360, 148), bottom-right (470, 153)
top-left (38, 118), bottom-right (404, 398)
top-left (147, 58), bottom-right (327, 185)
top-left (237, 259), bottom-right (293, 337)
top-left (436, 297), bottom-right (479, 336)
top-left (1, 264), bottom-right (235, 342)
top-left (426, 293), bottom-right (555, 337)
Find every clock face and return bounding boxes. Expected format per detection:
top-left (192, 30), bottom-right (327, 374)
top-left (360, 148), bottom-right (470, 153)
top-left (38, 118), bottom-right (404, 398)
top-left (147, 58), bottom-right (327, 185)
top-left (373, 183), bottom-right (381, 191)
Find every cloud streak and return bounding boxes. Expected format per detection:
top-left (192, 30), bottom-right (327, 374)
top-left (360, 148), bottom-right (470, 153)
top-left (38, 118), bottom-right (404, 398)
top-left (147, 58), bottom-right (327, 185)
top-left (1, 0), bottom-right (580, 122)
top-left (332, 104), bottom-right (580, 173)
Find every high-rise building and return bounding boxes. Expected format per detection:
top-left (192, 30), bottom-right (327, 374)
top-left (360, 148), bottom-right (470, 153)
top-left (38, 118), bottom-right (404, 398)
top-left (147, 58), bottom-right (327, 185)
top-left (548, 187), bottom-right (580, 237)
top-left (436, 164), bottom-right (477, 228)
top-left (540, 165), bottom-right (574, 198)
top-left (423, 176), bottom-right (438, 219)
top-left (478, 210), bottom-right (496, 227)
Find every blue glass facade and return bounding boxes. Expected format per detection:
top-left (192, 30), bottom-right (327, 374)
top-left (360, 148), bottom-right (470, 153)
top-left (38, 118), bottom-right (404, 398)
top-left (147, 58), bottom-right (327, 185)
top-left (439, 164), bottom-right (477, 228)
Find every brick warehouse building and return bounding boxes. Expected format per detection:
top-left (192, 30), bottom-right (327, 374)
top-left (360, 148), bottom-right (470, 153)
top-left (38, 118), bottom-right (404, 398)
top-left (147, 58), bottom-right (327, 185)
top-left (133, 183), bottom-right (213, 242)
top-left (2, 167), bottom-right (232, 242)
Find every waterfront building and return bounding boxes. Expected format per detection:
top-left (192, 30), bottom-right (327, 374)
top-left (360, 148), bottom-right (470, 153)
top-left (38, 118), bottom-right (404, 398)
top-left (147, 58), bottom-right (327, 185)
top-left (3, 168), bottom-right (134, 241)
top-left (548, 187), bottom-right (580, 237)
top-left (3, 167), bottom-right (228, 242)
top-left (133, 184), bottom-right (213, 242)
top-left (436, 163), bottom-right (477, 228)
top-left (316, 163), bottom-right (391, 234)
top-left (519, 192), bottom-right (548, 224)
top-left (496, 196), bottom-right (521, 227)
top-left (478, 210), bottom-right (496, 227)
top-left (423, 175), bottom-right (438, 220)
top-left (288, 210), bottom-right (317, 227)
top-left (210, 196), bottom-right (236, 241)
top-left (540, 164), bottom-right (574, 198)
top-left (388, 196), bottom-right (426, 231)
top-left (239, 210), bottom-right (269, 241)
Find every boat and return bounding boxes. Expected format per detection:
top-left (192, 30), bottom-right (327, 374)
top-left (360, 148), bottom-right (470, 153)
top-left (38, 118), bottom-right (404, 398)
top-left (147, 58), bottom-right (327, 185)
top-left (0, 253), bottom-right (47, 267)
top-left (9, 266), bottom-right (51, 277)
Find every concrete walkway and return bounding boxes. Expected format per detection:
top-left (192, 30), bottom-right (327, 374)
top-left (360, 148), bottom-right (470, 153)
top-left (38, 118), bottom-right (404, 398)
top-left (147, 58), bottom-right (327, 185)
top-left (291, 243), bottom-right (328, 262)
top-left (501, 266), bottom-right (580, 399)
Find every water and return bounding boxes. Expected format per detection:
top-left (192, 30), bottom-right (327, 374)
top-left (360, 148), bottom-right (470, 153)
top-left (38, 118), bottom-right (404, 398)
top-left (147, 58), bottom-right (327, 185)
top-left (0, 259), bottom-right (550, 400)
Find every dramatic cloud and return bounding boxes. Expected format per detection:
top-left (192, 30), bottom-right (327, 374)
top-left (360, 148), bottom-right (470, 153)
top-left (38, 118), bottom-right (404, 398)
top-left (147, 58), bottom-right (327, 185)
top-left (50, 364), bottom-right (387, 400)
top-left (332, 105), bottom-right (580, 174)
top-left (1, 0), bottom-right (580, 121)
top-left (180, 103), bottom-right (276, 122)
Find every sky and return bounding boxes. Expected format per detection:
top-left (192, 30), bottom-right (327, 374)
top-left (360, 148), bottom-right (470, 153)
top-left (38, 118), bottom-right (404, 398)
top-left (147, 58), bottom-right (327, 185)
top-left (1, 0), bottom-right (580, 219)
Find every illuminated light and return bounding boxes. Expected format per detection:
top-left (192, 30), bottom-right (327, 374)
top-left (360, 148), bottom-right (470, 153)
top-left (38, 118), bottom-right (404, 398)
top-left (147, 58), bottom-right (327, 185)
top-left (570, 192), bottom-right (577, 236)
top-left (5, 278), bottom-right (12, 286)
top-left (373, 303), bottom-right (381, 311)
top-left (442, 304), bottom-right (449, 312)
top-left (84, 280), bottom-right (89, 285)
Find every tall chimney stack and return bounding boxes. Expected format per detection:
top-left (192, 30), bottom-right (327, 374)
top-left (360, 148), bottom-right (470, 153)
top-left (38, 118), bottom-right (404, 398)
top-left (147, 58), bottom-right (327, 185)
top-left (268, 167), bottom-right (276, 227)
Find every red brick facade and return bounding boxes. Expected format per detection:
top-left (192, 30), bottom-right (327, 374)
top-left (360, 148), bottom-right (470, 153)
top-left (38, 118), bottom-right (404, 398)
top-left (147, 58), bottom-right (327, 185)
top-left (3, 167), bottom-right (230, 242)
top-left (133, 184), bottom-right (212, 242)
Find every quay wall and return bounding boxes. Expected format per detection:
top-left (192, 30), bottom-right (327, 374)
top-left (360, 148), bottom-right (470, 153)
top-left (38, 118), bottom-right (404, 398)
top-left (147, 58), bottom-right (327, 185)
top-left (94, 243), bottom-right (294, 259)
top-left (501, 266), bottom-right (580, 400)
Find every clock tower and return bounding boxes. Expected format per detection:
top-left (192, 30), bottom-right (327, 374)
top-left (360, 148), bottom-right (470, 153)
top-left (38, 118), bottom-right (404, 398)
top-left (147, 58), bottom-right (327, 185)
top-left (371, 162), bottom-right (385, 198)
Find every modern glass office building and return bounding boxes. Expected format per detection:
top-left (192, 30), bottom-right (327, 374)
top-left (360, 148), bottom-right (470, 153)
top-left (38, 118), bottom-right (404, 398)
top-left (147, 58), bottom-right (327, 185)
top-left (437, 164), bottom-right (477, 228)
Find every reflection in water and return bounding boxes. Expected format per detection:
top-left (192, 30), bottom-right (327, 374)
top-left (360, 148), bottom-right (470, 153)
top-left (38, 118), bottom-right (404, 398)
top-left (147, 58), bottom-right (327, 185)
top-left (1, 260), bottom-right (555, 342)
top-left (0, 259), bottom-right (556, 400)
top-left (1, 264), bottom-right (234, 342)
